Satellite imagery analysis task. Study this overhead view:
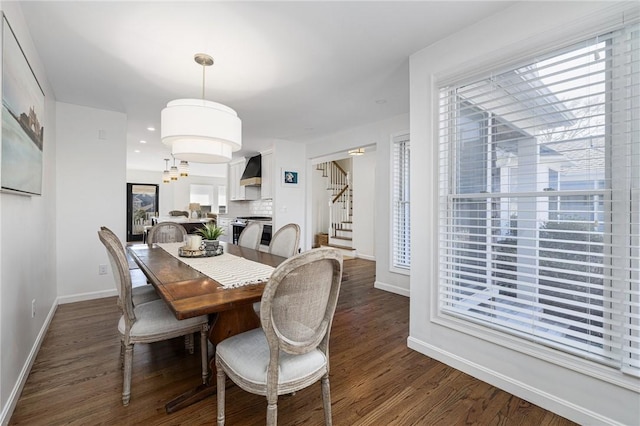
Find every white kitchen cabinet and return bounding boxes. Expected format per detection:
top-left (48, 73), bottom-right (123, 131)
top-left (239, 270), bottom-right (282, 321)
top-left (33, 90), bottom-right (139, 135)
top-left (228, 158), bottom-right (259, 201)
top-left (228, 159), bottom-right (244, 201)
top-left (260, 149), bottom-right (273, 199)
top-left (217, 216), bottom-right (232, 242)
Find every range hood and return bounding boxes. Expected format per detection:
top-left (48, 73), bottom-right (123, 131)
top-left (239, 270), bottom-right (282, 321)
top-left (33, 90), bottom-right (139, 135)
top-left (240, 154), bottom-right (261, 186)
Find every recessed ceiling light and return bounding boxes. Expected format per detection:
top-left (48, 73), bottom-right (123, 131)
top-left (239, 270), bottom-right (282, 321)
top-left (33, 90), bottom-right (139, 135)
top-left (140, 140), bottom-right (147, 144)
top-left (147, 126), bottom-right (156, 131)
top-left (134, 149), bottom-right (141, 153)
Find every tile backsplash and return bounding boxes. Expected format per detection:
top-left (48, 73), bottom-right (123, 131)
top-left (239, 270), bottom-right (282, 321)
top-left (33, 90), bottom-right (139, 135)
top-left (228, 199), bottom-right (273, 218)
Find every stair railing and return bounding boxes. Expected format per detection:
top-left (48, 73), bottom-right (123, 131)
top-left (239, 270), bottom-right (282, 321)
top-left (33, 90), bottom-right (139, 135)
top-left (317, 161), bottom-right (351, 240)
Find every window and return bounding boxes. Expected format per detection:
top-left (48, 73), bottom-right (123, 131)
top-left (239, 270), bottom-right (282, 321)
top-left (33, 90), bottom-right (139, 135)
top-left (190, 184), bottom-right (214, 206)
top-left (392, 133), bottom-right (411, 271)
top-left (438, 24), bottom-right (639, 375)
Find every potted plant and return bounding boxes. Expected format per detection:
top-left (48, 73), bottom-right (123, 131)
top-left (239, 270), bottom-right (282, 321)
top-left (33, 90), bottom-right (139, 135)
top-left (196, 223), bottom-right (225, 254)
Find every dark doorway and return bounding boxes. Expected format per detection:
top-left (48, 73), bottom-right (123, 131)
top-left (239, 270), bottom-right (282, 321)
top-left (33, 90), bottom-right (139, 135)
top-left (126, 183), bottom-right (159, 242)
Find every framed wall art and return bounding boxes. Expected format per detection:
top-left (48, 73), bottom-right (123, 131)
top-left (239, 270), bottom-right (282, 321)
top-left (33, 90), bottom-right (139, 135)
top-left (282, 168), bottom-right (299, 186)
top-left (1, 14), bottom-right (45, 196)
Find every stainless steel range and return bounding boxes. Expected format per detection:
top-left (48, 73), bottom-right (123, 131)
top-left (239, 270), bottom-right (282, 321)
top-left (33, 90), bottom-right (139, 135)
top-left (231, 216), bottom-right (273, 247)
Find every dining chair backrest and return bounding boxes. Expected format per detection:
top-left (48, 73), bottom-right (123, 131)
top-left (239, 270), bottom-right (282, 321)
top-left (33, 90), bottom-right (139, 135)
top-left (98, 230), bottom-right (136, 327)
top-left (237, 222), bottom-right (263, 250)
top-left (99, 226), bottom-right (125, 255)
top-left (261, 248), bottom-right (343, 357)
top-left (268, 223), bottom-right (300, 258)
top-left (147, 222), bottom-right (187, 245)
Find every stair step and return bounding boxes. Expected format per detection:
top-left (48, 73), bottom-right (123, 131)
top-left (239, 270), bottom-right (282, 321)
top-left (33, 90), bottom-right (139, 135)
top-left (332, 235), bottom-right (352, 241)
top-left (322, 243), bottom-right (356, 251)
top-left (335, 229), bottom-right (352, 239)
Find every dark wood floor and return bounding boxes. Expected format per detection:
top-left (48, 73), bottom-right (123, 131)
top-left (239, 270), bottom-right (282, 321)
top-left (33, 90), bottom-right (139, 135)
top-left (10, 259), bottom-right (576, 425)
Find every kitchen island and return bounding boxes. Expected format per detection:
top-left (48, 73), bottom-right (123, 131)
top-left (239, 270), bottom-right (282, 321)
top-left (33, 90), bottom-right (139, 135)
top-left (150, 217), bottom-right (215, 236)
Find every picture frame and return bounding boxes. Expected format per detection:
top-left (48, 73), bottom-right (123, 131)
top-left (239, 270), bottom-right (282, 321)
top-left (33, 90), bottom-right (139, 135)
top-left (282, 168), bottom-right (299, 186)
top-left (1, 14), bottom-right (45, 196)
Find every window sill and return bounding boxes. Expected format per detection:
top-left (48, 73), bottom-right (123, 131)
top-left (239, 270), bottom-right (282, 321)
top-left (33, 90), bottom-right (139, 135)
top-left (431, 310), bottom-right (639, 392)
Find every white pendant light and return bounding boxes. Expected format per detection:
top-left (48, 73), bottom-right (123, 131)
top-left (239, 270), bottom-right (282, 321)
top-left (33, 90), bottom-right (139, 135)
top-left (179, 160), bottom-right (189, 177)
top-left (161, 53), bottom-right (241, 164)
top-left (170, 157), bottom-right (179, 181)
top-left (162, 159), bottom-right (171, 184)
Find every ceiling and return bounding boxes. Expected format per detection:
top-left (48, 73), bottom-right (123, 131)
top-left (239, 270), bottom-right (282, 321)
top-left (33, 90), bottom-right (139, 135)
top-left (18, 1), bottom-right (514, 177)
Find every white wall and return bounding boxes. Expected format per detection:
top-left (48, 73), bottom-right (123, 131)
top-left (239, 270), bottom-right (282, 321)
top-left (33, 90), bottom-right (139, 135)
top-left (409, 2), bottom-right (639, 425)
top-left (0, 3), bottom-right (57, 422)
top-left (56, 102), bottom-right (126, 301)
top-left (306, 113), bottom-right (409, 296)
top-left (352, 152), bottom-right (375, 260)
top-left (311, 161), bottom-right (330, 236)
top-left (272, 140), bottom-right (306, 248)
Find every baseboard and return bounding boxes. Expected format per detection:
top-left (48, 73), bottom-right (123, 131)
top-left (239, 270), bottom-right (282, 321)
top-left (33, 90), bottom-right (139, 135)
top-left (0, 299), bottom-right (58, 426)
top-left (406, 336), bottom-right (619, 426)
top-left (57, 288), bottom-right (117, 305)
top-left (374, 280), bottom-right (410, 297)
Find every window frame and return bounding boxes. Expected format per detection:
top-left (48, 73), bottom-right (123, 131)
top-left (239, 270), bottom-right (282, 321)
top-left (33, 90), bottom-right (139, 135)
top-left (431, 22), bottom-right (639, 389)
top-left (390, 131), bottom-right (411, 274)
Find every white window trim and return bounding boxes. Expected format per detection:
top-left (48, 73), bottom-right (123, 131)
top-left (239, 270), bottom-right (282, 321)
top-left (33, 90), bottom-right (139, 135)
top-left (390, 131), bottom-right (410, 275)
top-left (430, 309), bottom-right (639, 391)
top-left (430, 17), bottom-right (640, 390)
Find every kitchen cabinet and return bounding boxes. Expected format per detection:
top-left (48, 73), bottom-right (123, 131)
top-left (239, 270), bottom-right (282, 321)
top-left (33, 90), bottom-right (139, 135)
top-left (217, 216), bottom-right (232, 243)
top-left (260, 149), bottom-right (273, 199)
top-left (229, 158), bottom-right (259, 201)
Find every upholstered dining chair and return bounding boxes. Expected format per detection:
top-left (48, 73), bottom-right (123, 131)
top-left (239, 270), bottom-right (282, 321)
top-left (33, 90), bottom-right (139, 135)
top-left (99, 226), bottom-right (159, 306)
top-left (147, 221), bottom-right (187, 244)
top-left (215, 248), bottom-right (343, 426)
top-left (268, 223), bottom-right (300, 258)
top-left (237, 221), bottom-right (263, 250)
top-left (98, 229), bottom-right (209, 406)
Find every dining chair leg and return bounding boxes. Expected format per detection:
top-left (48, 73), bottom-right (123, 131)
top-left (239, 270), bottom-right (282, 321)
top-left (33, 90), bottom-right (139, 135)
top-left (119, 341), bottom-right (125, 369)
top-left (216, 358), bottom-right (226, 426)
top-left (267, 399), bottom-right (278, 426)
top-left (122, 343), bottom-right (134, 406)
top-left (200, 325), bottom-right (209, 384)
top-left (266, 395), bottom-right (277, 426)
top-left (321, 374), bottom-right (332, 426)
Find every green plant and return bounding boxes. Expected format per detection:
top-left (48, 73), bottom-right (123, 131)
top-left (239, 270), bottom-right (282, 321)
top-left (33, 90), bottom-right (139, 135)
top-left (196, 223), bottom-right (225, 240)
top-left (133, 208), bottom-right (147, 222)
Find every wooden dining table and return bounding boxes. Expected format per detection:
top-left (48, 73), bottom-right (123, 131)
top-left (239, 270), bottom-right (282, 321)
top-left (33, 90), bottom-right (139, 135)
top-left (127, 241), bottom-right (287, 413)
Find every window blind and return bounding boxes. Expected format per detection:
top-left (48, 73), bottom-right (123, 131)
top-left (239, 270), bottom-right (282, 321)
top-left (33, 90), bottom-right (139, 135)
top-left (438, 23), bottom-right (639, 374)
top-left (392, 133), bottom-right (411, 269)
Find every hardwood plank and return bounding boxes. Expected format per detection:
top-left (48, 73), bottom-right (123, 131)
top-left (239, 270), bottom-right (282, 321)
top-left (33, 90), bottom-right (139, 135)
top-left (9, 259), bottom-right (577, 425)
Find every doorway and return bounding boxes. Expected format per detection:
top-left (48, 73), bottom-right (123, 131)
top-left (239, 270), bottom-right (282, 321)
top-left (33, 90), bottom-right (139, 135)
top-left (126, 183), bottom-right (159, 242)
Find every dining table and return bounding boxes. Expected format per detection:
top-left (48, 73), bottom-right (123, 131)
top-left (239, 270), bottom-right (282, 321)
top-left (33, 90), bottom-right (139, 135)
top-left (127, 241), bottom-right (287, 413)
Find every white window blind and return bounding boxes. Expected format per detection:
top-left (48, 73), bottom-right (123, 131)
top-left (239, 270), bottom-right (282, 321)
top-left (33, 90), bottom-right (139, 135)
top-left (438, 23), bottom-right (639, 374)
top-left (392, 133), bottom-right (411, 270)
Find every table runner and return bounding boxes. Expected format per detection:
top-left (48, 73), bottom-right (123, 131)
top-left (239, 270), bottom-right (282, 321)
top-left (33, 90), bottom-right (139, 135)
top-left (157, 242), bottom-right (275, 289)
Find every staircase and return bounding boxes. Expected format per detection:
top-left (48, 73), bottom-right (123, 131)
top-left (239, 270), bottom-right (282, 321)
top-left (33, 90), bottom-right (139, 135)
top-left (316, 161), bottom-right (356, 258)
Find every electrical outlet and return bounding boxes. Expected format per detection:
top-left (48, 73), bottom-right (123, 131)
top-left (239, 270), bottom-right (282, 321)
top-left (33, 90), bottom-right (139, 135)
top-left (31, 299), bottom-right (36, 318)
top-left (99, 264), bottom-right (108, 275)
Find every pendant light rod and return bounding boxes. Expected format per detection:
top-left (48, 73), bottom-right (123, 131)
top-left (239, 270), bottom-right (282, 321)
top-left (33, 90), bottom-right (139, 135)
top-left (194, 53), bottom-right (213, 100)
